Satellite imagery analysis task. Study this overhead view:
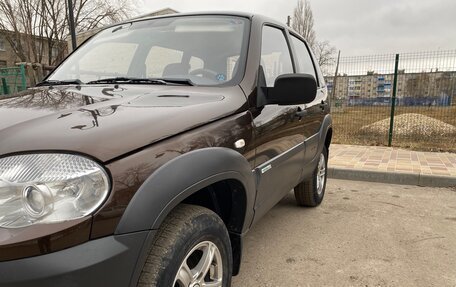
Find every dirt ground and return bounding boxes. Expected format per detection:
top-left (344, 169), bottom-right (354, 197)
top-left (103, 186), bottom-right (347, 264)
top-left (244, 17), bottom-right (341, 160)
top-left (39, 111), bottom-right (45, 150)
top-left (232, 179), bottom-right (456, 287)
top-left (332, 106), bottom-right (456, 152)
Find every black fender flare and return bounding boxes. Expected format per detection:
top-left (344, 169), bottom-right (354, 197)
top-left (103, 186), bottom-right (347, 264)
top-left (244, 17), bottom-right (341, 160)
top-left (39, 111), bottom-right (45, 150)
top-left (318, 114), bottom-right (333, 153)
top-left (115, 147), bottom-right (256, 235)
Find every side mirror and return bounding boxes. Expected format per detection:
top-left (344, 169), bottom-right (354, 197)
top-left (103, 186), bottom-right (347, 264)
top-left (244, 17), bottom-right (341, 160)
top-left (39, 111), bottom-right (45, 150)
top-left (267, 73), bottom-right (317, 105)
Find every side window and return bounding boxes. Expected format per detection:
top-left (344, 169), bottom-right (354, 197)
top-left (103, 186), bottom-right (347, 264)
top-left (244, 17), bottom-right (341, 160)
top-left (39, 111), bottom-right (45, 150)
top-left (261, 26), bottom-right (294, 87)
top-left (290, 35), bottom-right (317, 80)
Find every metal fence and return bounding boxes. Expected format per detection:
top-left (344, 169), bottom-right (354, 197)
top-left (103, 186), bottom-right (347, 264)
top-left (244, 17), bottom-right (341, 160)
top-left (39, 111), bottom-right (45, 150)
top-left (0, 64), bottom-right (27, 96)
top-left (326, 50), bottom-right (456, 152)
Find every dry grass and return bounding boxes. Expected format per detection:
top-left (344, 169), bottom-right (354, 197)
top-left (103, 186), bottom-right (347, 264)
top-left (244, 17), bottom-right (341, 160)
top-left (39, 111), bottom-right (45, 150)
top-left (332, 106), bottom-right (456, 152)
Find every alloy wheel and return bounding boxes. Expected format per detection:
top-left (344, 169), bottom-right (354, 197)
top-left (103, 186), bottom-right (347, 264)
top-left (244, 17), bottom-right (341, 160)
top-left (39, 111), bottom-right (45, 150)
top-left (316, 153), bottom-right (326, 195)
top-left (174, 241), bottom-right (223, 287)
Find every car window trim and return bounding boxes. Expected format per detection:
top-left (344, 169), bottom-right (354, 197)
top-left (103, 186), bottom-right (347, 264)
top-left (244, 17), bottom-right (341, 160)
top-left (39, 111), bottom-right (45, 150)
top-left (259, 23), bottom-right (297, 88)
top-left (288, 31), bottom-right (321, 87)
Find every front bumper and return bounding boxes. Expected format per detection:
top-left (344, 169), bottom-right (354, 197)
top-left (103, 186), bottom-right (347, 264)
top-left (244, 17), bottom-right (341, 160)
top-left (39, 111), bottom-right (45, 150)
top-left (0, 231), bottom-right (151, 287)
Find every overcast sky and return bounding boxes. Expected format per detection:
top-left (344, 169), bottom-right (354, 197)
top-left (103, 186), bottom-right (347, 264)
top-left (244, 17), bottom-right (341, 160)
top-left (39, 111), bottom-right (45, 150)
top-left (142, 0), bottom-right (455, 56)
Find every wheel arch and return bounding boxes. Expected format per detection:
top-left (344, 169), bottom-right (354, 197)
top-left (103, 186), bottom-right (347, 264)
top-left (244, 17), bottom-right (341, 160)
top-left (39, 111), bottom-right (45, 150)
top-left (118, 148), bottom-right (255, 284)
top-left (325, 126), bottom-right (333, 150)
top-left (181, 178), bottom-right (248, 234)
top-left (115, 147), bottom-right (256, 235)
top-left (319, 114), bottom-right (333, 154)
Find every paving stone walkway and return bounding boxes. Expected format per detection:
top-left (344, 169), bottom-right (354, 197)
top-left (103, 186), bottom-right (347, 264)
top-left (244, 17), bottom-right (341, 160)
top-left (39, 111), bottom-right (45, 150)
top-left (328, 144), bottom-right (456, 187)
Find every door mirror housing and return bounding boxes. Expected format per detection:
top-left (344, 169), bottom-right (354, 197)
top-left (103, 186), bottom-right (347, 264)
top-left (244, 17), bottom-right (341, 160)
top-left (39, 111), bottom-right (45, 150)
top-left (266, 73), bottom-right (317, 106)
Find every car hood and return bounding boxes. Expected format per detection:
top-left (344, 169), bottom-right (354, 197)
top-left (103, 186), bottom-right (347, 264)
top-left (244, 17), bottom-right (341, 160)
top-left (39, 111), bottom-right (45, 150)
top-left (0, 85), bottom-right (247, 162)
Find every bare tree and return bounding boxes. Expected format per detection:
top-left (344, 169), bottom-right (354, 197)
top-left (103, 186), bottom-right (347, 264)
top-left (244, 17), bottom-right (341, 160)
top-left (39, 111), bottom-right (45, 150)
top-left (313, 40), bottom-right (337, 75)
top-left (292, 0), bottom-right (316, 49)
top-left (0, 0), bottom-right (45, 63)
top-left (73, 0), bottom-right (131, 32)
top-left (0, 0), bottom-right (134, 67)
top-left (292, 0), bottom-right (337, 76)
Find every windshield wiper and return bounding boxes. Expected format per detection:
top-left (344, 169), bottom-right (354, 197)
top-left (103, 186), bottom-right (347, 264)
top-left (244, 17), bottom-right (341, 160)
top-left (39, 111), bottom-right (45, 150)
top-left (154, 78), bottom-right (195, 86)
top-left (86, 77), bottom-right (194, 86)
top-left (86, 77), bottom-right (161, 85)
top-left (36, 79), bottom-right (83, 87)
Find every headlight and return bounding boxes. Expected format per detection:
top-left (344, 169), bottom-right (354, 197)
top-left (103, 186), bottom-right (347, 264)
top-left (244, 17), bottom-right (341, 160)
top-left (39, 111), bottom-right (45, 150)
top-left (0, 154), bottom-right (110, 228)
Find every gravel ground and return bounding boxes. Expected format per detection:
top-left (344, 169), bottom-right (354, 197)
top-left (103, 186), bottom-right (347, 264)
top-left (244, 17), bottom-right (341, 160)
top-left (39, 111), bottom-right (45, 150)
top-left (232, 179), bottom-right (456, 287)
top-left (359, 113), bottom-right (456, 138)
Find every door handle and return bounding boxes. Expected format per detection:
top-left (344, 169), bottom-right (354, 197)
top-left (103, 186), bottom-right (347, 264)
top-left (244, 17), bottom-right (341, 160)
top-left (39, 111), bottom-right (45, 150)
top-left (295, 107), bottom-right (307, 118)
top-left (319, 102), bottom-right (328, 111)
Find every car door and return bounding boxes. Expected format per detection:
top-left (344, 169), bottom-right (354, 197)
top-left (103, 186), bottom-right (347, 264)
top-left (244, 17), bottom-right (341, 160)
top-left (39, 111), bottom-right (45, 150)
top-left (289, 33), bottom-right (328, 164)
top-left (252, 25), bottom-right (306, 222)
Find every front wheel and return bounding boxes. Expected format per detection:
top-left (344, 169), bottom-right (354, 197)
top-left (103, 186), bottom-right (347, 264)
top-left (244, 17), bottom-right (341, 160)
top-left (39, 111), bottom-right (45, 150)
top-left (294, 146), bottom-right (328, 207)
top-left (138, 204), bottom-right (233, 287)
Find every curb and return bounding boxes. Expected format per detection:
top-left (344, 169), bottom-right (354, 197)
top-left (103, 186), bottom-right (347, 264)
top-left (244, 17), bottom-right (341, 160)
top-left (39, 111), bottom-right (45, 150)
top-left (328, 167), bottom-right (456, 188)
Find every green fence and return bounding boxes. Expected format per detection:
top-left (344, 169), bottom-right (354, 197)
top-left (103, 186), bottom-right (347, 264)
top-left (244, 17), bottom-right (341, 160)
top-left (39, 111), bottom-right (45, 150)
top-left (326, 50), bottom-right (456, 152)
top-left (0, 64), bottom-right (27, 96)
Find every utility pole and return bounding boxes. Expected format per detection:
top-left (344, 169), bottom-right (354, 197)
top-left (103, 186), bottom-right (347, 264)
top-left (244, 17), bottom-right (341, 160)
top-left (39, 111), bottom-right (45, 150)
top-left (67, 0), bottom-right (77, 51)
top-left (331, 50), bottom-right (341, 101)
top-left (287, 16), bottom-right (291, 27)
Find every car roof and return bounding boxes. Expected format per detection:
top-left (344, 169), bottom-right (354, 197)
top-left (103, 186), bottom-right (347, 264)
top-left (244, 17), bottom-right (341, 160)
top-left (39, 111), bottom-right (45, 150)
top-left (122, 11), bottom-right (285, 28)
top-left (134, 11), bottom-right (254, 21)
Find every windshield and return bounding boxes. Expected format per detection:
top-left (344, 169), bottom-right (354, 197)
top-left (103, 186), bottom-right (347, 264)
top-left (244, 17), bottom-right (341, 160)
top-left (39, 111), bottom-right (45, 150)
top-left (47, 16), bottom-right (250, 86)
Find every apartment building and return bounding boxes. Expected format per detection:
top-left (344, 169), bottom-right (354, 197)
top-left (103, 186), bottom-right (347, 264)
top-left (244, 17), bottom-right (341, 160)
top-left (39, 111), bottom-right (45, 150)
top-left (0, 33), bottom-right (19, 68)
top-left (326, 71), bottom-right (456, 105)
top-left (0, 30), bottom-right (62, 68)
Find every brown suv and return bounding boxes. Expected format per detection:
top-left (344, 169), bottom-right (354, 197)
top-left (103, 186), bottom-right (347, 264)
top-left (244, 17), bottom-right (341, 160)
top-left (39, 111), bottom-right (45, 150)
top-left (0, 12), bottom-right (332, 287)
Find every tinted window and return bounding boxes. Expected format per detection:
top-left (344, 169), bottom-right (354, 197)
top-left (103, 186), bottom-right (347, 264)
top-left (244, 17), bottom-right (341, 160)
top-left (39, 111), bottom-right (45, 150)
top-left (290, 35), bottom-right (316, 79)
top-left (261, 26), bottom-right (294, 87)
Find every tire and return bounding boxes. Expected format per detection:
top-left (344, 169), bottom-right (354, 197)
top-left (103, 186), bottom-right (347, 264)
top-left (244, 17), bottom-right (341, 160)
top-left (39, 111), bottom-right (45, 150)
top-left (137, 204), bottom-right (233, 287)
top-left (294, 146), bottom-right (328, 207)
